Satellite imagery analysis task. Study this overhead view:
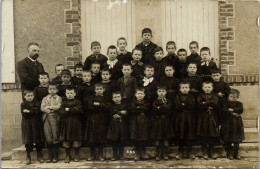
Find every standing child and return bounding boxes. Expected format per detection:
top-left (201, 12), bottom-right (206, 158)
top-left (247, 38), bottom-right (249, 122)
top-left (130, 88), bottom-right (150, 160)
top-left (85, 84), bottom-right (109, 161)
top-left (197, 81), bottom-right (219, 160)
top-left (41, 82), bottom-right (62, 163)
top-left (60, 87), bottom-right (83, 163)
top-left (221, 89), bottom-right (244, 160)
top-left (34, 72), bottom-right (49, 102)
top-left (175, 49), bottom-right (189, 79)
top-left (135, 28), bottom-right (158, 64)
top-left (163, 41), bottom-right (178, 69)
top-left (57, 69), bottom-right (75, 100)
top-left (117, 37), bottom-right (132, 64)
top-left (71, 63), bottom-right (84, 88)
top-left (101, 68), bottom-right (116, 102)
top-left (198, 47), bottom-right (217, 77)
top-left (52, 64), bottom-right (65, 85)
top-left (174, 81), bottom-right (196, 160)
top-left (83, 41), bottom-right (107, 70)
top-left (90, 62), bottom-right (102, 85)
top-left (21, 90), bottom-right (45, 165)
top-left (107, 92), bottom-right (129, 160)
top-left (150, 46), bottom-right (165, 81)
top-left (130, 47), bottom-right (145, 81)
top-left (151, 86), bottom-right (172, 161)
top-left (187, 41), bottom-right (201, 65)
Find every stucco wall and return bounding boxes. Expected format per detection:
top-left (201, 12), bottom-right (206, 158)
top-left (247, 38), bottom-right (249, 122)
top-left (14, 0), bottom-right (71, 80)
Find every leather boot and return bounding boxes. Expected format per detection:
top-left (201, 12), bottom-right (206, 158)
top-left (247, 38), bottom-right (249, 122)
top-left (119, 146), bottom-right (124, 160)
top-left (98, 146), bottom-right (104, 161)
top-left (111, 147), bottom-right (117, 161)
top-left (141, 147), bottom-right (149, 160)
top-left (155, 147), bottom-right (161, 161)
top-left (46, 144), bottom-right (53, 163)
top-left (234, 149), bottom-right (241, 160)
top-left (87, 147), bottom-right (95, 161)
top-left (37, 150), bottom-right (44, 163)
top-left (162, 147), bottom-right (168, 160)
top-left (25, 151), bottom-right (31, 165)
top-left (202, 146), bottom-right (208, 160)
top-left (65, 148), bottom-right (71, 163)
top-left (74, 148), bottom-right (80, 162)
top-left (52, 144), bottom-right (59, 163)
top-left (134, 147), bottom-right (141, 161)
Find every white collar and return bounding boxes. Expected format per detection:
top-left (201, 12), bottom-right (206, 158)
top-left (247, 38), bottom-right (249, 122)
top-left (143, 77), bottom-right (154, 86)
top-left (27, 56), bottom-right (36, 62)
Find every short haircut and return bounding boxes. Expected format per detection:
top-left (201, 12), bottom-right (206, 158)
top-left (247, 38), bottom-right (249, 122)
top-left (61, 69), bottom-right (71, 76)
top-left (107, 45), bottom-right (117, 54)
top-left (112, 91), bottom-right (122, 96)
top-left (202, 80), bottom-right (213, 87)
top-left (48, 80), bottom-right (58, 87)
top-left (82, 70), bottom-right (92, 74)
top-left (157, 85), bottom-right (167, 90)
top-left (55, 64), bottom-right (64, 71)
top-left (189, 41), bottom-right (199, 48)
top-left (132, 47), bottom-right (143, 54)
top-left (122, 63), bottom-right (132, 68)
top-left (200, 47), bottom-right (211, 55)
top-left (39, 72), bottom-right (49, 78)
top-left (117, 37), bottom-right (127, 45)
top-left (74, 63), bottom-right (83, 70)
top-left (229, 88), bottom-right (240, 97)
top-left (179, 80), bottom-right (190, 87)
top-left (187, 62), bottom-right (198, 68)
top-left (144, 65), bottom-right (154, 70)
top-left (211, 68), bottom-right (221, 74)
top-left (177, 48), bottom-right (187, 55)
top-left (27, 42), bottom-right (40, 50)
top-left (94, 83), bottom-right (104, 89)
top-left (66, 87), bottom-right (76, 93)
top-left (166, 41), bottom-right (176, 49)
top-left (91, 41), bottom-right (101, 49)
top-left (142, 28), bottom-right (152, 36)
top-left (154, 46), bottom-right (164, 55)
top-left (91, 61), bottom-right (101, 67)
top-left (164, 65), bottom-right (175, 71)
top-left (135, 87), bottom-right (145, 93)
top-left (23, 90), bottom-right (34, 96)
top-left (101, 68), bottom-right (111, 74)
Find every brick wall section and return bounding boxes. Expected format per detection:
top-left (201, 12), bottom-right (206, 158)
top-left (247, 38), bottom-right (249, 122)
top-left (219, 1), bottom-right (235, 75)
top-left (64, 0), bottom-right (82, 70)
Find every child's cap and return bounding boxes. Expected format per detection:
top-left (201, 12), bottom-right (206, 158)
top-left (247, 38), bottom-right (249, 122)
top-left (229, 88), bottom-right (240, 97)
top-left (211, 68), bottom-right (221, 74)
top-left (61, 69), bottom-right (71, 76)
top-left (142, 28), bottom-right (152, 36)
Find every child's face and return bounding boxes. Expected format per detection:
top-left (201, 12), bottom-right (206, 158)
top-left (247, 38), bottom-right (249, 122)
top-left (90, 64), bottom-right (101, 74)
top-left (211, 73), bottom-right (221, 82)
top-left (82, 72), bottom-right (92, 82)
top-left (202, 83), bottom-right (213, 94)
top-left (180, 84), bottom-right (190, 94)
top-left (91, 45), bottom-right (101, 54)
top-left (166, 45), bottom-right (176, 55)
top-left (135, 91), bottom-right (145, 101)
top-left (95, 86), bottom-right (105, 95)
top-left (187, 64), bottom-right (197, 76)
top-left (142, 33), bottom-right (152, 43)
top-left (122, 65), bottom-right (133, 77)
top-left (228, 93), bottom-right (238, 102)
top-left (144, 68), bottom-right (154, 78)
top-left (101, 71), bottom-right (111, 81)
top-left (157, 89), bottom-right (167, 98)
top-left (48, 85), bottom-right (58, 95)
top-left (56, 66), bottom-right (64, 75)
top-left (75, 68), bottom-right (83, 76)
top-left (24, 92), bottom-right (34, 102)
top-left (61, 74), bottom-right (71, 84)
top-left (178, 52), bottom-right (187, 62)
top-left (201, 51), bottom-right (210, 61)
top-left (154, 50), bottom-right (164, 61)
top-left (132, 50), bottom-right (142, 61)
top-left (107, 49), bottom-right (117, 61)
top-left (165, 66), bottom-right (174, 77)
top-left (117, 40), bottom-right (127, 51)
top-left (39, 75), bottom-right (49, 86)
top-left (112, 94), bottom-right (122, 104)
top-left (65, 89), bottom-right (76, 100)
top-left (190, 44), bottom-right (198, 54)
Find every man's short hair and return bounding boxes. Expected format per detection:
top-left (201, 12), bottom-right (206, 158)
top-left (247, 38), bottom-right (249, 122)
top-left (27, 42), bottom-right (40, 50)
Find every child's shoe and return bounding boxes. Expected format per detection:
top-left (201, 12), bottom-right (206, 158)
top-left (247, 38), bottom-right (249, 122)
top-left (162, 147), bottom-right (168, 160)
top-left (155, 147), bottom-right (161, 161)
top-left (25, 155), bottom-right (31, 165)
top-left (175, 152), bottom-right (182, 160)
top-left (37, 151), bottom-right (44, 163)
top-left (189, 153), bottom-right (195, 160)
top-left (141, 148), bottom-right (149, 160)
top-left (52, 144), bottom-right (59, 163)
top-left (74, 148), bottom-right (80, 162)
top-left (134, 149), bottom-right (141, 161)
top-left (65, 155), bottom-right (71, 163)
top-left (98, 147), bottom-right (104, 161)
top-left (202, 147), bottom-right (208, 160)
top-left (226, 151), bottom-right (233, 160)
top-left (46, 144), bottom-right (53, 163)
top-left (234, 151), bottom-right (241, 160)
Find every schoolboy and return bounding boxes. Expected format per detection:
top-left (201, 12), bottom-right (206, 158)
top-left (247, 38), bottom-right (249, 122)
top-left (175, 48), bottom-right (189, 79)
top-left (163, 41), bottom-right (178, 69)
top-left (150, 46), bottom-right (165, 81)
top-left (21, 90), bottom-right (45, 165)
top-left (71, 63), bottom-right (84, 88)
top-left (52, 64), bottom-right (65, 85)
top-left (57, 69), bottom-right (75, 100)
top-left (198, 47), bottom-right (217, 77)
top-left (41, 81), bottom-right (62, 163)
top-left (184, 62), bottom-right (202, 96)
top-left (135, 28), bottom-right (158, 64)
top-left (34, 72), bottom-right (50, 102)
top-left (101, 68), bottom-right (116, 101)
top-left (83, 41), bottom-right (107, 70)
top-left (211, 68), bottom-right (231, 99)
top-left (130, 47), bottom-right (145, 81)
top-left (187, 41), bottom-right (202, 65)
top-left (59, 87), bottom-right (83, 163)
top-left (90, 62), bottom-right (102, 85)
top-left (117, 37), bottom-right (132, 64)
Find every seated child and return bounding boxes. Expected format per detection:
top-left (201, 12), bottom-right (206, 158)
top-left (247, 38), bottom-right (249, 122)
top-left (83, 41), bottom-right (107, 70)
top-left (85, 84), bottom-right (109, 161)
top-left (21, 90), bottom-right (45, 165)
top-left (52, 64), bottom-right (65, 85)
top-left (130, 88), bottom-right (150, 160)
top-left (90, 62), bottom-right (102, 85)
top-left (57, 69), bottom-right (75, 100)
top-left (174, 81), bottom-right (196, 160)
top-left (221, 89), bottom-right (244, 160)
top-left (135, 28), bottom-right (158, 64)
top-left (139, 65), bottom-right (158, 102)
top-left (197, 80), bottom-right (219, 160)
top-left (71, 63), bottom-right (83, 88)
top-left (130, 47), bottom-right (145, 81)
top-left (34, 72), bottom-right (49, 102)
top-left (187, 41), bottom-right (202, 65)
top-left (198, 47), bottom-right (217, 77)
top-left (41, 81), bottom-right (62, 163)
top-left (101, 68), bottom-right (116, 102)
top-left (151, 86), bottom-right (172, 161)
top-left (117, 37), bottom-right (132, 64)
top-left (59, 87), bottom-right (83, 163)
top-left (163, 41), bottom-right (178, 69)
top-left (107, 92), bottom-right (129, 160)
top-left (150, 46), bottom-right (165, 81)
top-left (175, 49), bottom-right (188, 79)
top-left (116, 64), bottom-right (138, 102)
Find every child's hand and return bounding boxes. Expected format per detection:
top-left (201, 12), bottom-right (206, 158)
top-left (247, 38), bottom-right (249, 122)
top-left (232, 113), bottom-right (240, 117)
top-left (218, 92), bottom-right (224, 97)
top-left (181, 103), bottom-right (185, 106)
top-left (113, 114), bottom-right (120, 119)
top-left (228, 108), bottom-right (233, 112)
top-left (120, 110), bottom-right (127, 115)
top-left (157, 106), bottom-right (161, 109)
top-left (94, 102), bottom-right (99, 106)
top-left (202, 101), bottom-right (206, 104)
top-left (65, 108), bottom-right (69, 111)
top-left (23, 109), bottom-right (30, 113)
top-left (208, 107), bottom-right (213, 110)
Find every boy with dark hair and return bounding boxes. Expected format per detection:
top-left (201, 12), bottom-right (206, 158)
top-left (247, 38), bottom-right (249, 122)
top-left (130, 47), bottom-right (145, 81)
top-left (117, 37), bottom-right (132, 64)
top-left (163, 41), bottom-right (178, 69)
top-left (187, 41), bottom-right (201, 65)
top-left (198, 47), bottom-right (217, 77)
top-left (71, 63), bottom-right (84, 88)
top-left (150, 46), bottom-right (165, 81)
top-left (57, 69), bottom-right (75, 100)
top-left (34, 72), bottom-right (50, 102)
top-left (52, 64), bottom-right (65, 85)
top-left (175, 48), bottom-right (189, 79)
top-left (184, 62), bottom-right (202, 96)
top-left (90, 62), bottom-right (102, 85)
top-left (100, 68), bottom-right (116, 101)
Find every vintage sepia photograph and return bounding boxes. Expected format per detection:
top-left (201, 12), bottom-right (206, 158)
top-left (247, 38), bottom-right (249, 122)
top-left (1, 0), bottom-right (259, 168)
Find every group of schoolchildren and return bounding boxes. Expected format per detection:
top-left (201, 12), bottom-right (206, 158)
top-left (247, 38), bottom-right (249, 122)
top-left (21, 28), bottom-right (244, 165)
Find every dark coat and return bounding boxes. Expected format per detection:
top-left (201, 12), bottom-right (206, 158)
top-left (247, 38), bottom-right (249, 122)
top-left (139, 78), bottom-right (158, 101)
top-left (151, 98), bottom-right (173, 140)
top-left (162, 53), bottom-right (178, 69)
top-left (116, 76), bottom-right (138, 102)
top-left (57, 83), bottom-right (76, 100)
top-left (129, 99), bottom-right (151, 140)
top-left (174, 94), bottom-right (196, 140)
top-left (150, 60), bottom-right (165, 81)
top-left (77, 82), bottom-right (94, 112)
top-left (107, 102), bottom-right (129, 141)
top-left (197, 93), bottom-right (219, 138)
top-left (21, 100), bottom-right (45, 144)
top-left (102, 61), bottom-right (123, 81)
top-left (130, 61), bottom-right (145, 81)
top-left (52, 75), bottom-right (62, 85)
top-left (90, 74), bottom-right (102, 85)
top-left (159, 76), bottom-right (179, 102)
top-left (83, 54), bottom-right (108, 70)
top-left (213, 80), bottom-right (231, 98)
top-left (71, 76), bottom-right (83, 88)
top-left (101, 80), bottom-right (116, 102)
top-left (198, 61), bottom-right (217, 76)
top-left (187, 53), bottom-right (202, 66)
top-left (175, 60), bottom-right (188, 79)
top-left (17, 57), bottom-right (45, 91)
top-left (34, 86), bottom-right (49, 102)
top-left (59, 99), bottom-right (83, 141)
top-left (184, 74), bottom-right (203, 96)
top-left (117, 51), bottom-right (132, 64)
top-left (221, 101), bottom-right (244, 143)
top-left (135, 42), bottom-right (158, 64)
top-left (85, 95), bottom-right (109, 143)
